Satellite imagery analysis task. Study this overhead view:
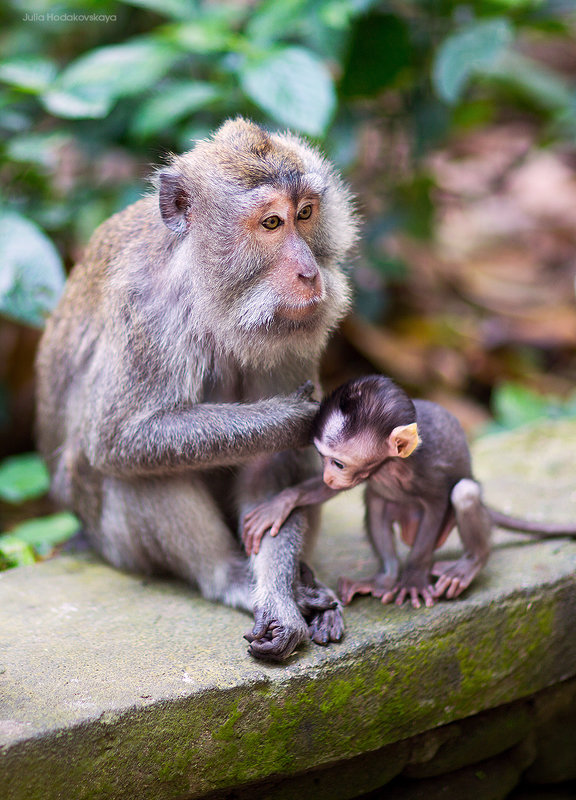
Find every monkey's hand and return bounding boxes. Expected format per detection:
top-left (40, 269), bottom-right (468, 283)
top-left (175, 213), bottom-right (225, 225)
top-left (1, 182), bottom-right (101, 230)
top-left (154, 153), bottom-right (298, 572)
top-left (292, 380), bottom-right (316, 401)
top-left (381, 568), bottom-right (435, 610)
top-left (338, 573), bottom-right (397, 606)
top-left (242, 490), bottom-right (299, 555)
top-left (245, 605), bottom-right (309, 662)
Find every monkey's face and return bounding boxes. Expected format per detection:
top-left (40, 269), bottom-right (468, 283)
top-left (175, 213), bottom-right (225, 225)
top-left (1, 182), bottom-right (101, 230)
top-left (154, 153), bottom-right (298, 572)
top-left (313, 433), bottom-right (382, 490)
top-left (240, 187), bottom-right (326, 324)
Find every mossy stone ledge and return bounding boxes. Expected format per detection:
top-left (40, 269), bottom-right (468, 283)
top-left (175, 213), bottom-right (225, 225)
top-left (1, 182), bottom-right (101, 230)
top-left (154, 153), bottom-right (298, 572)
top-left (1, 419), bottom-right (576, 800)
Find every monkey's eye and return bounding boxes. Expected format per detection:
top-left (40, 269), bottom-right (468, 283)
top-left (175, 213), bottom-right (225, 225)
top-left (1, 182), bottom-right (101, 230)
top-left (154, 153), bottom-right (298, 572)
top-left (262, 215), bottom-right (282, 230)
top-left (331, 459), bottom-right (345, 470)
top-left (298, 204), bottom-right (313, 220)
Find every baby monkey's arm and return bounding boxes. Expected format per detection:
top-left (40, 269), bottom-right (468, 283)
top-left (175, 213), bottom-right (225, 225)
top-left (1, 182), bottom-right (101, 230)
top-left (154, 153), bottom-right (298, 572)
top-left (242, 477), bottom-right (339, 555)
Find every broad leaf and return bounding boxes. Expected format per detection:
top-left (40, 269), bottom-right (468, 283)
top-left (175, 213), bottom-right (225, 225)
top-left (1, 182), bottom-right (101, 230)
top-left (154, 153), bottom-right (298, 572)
top-left (0, 453), bottom-right (50, 504)
top-left (239, 47), bottom-right (336, 137)
top-left (433, 18), bottom-right (514, 104)
top-left (43, 39), bottom-right (179, 119)
top-left (0, 57), bottom-right (57, 93)
top-left (132, 82), bottom-right (221, 138)
top-left (0, 211), bottom-right (65, 327)
top-left (10, 512), bottom-right (81, 552)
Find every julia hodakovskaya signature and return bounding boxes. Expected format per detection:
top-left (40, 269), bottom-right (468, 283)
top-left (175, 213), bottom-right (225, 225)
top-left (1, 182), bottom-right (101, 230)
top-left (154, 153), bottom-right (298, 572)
top-left (22, 12), bottom-right (117, 22)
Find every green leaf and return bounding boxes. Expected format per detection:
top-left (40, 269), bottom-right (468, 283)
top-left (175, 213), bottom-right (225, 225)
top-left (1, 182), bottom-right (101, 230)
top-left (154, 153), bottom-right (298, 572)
top-left (433, 18), bottom-right (514, 104)
top-left (239, 47), bottom-right (336, 137)
top-left (0, 535), bottom-right (36, 569)
top-left (0, 57), bottom-right (57, 93)
top-left (340, 12), bottom-right (411, 98)
top-left (6, 132), bottom-right (70, 168)
top-left (246, 0), bottom-right (307, 44)
top-left (42, 38), bottom-right (179, 119)
top-left (485, 51), bottom-right (575, 113)
top-left (10, 512), bottom-right (80, 552)
top-left (131, 82), bottom-right (221, 138)
top-left (491, 382), bottom-right (548, 429)
top-left (119, 0), bottom-right (197, 20)
top-left (0, 211), bottom-right (66, 327)
top-left (0, 453), bottom-right (50, 504)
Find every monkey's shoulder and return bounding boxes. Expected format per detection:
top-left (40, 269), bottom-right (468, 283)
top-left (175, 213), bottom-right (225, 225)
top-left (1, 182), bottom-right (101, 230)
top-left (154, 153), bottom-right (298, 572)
top-left (412, 399), bottom-right (472, 480)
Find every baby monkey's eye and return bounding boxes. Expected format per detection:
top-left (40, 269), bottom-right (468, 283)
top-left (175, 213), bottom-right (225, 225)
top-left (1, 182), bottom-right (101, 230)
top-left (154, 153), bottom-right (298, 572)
top-left (262, 215), bottom-right (282, 230)
top-left (298, 204), bottom-right (313, 220)
top-left (331, 459), bottom-right (345, 470)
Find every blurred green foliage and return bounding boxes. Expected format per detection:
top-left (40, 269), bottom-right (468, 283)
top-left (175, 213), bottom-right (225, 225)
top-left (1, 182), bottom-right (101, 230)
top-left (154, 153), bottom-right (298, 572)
top-left (0, 453), bottom-right (80, 569)
top-left (2, 0), bottom-right (575, 325)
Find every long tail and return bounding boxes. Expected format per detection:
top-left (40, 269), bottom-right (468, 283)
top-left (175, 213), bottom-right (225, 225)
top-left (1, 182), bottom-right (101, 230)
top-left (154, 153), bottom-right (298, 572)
top-left (488, 507), bottom-right (576, 537)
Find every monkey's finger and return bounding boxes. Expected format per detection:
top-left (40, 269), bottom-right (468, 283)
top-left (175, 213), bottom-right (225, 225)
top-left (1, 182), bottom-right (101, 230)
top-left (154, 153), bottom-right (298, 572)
top-left (380, 590), bottom-right (396, 605)
top-left (337, 577), bottom-right (355, 605)
top-left (432, 576), bottom-right (450, 597)
top-left (395, 589), bottom-right (407, 606)
top-left (409, 589), bottom-right (422, 609)
top-left (422, 588), bottom-right (435, 608)
top-left (445, 579), bottom-right (463, 599)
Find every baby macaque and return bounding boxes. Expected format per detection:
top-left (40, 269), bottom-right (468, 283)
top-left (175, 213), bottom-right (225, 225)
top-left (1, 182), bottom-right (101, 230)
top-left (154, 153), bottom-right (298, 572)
top-left (243, 375), bottom-right (576, 609)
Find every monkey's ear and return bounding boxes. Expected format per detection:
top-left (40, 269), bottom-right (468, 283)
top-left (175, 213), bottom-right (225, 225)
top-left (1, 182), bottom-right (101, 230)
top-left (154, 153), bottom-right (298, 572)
top-left (389, 423), bottom-right (419, 458)
top-left (159, 169), bottom-right (191, 234)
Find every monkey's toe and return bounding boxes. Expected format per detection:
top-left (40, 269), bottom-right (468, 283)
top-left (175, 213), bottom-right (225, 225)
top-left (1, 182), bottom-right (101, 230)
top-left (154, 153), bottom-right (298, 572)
top-left (308, 606), bottom-right (345, 645)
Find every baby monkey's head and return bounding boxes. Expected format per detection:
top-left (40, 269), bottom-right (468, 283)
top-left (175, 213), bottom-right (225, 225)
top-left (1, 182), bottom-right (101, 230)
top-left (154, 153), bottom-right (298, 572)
top-left (312, 375), bottom-right (420, 490)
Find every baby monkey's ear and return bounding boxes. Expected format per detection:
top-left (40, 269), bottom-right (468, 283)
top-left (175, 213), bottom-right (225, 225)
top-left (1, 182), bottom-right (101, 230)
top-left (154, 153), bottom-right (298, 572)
top-left (389, 422), bottom-right (420, 458)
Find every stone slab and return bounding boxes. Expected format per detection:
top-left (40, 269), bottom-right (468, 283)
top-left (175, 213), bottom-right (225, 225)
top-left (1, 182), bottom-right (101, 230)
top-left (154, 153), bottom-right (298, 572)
top-left (1, 419), bottom-right (576, 800)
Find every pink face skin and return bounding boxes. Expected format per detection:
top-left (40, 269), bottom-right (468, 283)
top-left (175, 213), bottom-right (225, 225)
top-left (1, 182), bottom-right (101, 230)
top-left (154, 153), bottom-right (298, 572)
top-left (245, 189), bottom-right (325, 323)
top-left (313, 433), bottom-right (384, 491)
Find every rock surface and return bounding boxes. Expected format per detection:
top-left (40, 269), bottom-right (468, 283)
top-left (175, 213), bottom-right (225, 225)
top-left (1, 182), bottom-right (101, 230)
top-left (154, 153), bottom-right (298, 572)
top-left (1, 419), bottom-right (576, 800)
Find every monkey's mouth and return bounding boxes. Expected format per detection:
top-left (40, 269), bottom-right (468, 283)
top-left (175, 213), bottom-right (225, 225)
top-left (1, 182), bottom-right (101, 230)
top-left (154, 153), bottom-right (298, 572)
top-left (277, 297), bottom-right (322, 322)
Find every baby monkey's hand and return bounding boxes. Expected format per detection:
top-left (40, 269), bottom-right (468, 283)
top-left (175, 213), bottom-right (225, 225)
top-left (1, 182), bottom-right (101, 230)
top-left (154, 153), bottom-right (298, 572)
top-left (242, 489), bottom-right (299, 556)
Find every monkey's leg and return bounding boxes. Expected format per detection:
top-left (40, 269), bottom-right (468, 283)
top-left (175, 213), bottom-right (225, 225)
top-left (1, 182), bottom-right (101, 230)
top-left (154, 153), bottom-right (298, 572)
top-left (382, 503), bottom-right (449, 609)
top-left (433, 479), bottom-right (491, 599)
top-left (339, 489), bottom-right (400, 605)
top-left (96, 475), bottom-right (253, 611)
top-left (239, 451), bottom-right (343, 660)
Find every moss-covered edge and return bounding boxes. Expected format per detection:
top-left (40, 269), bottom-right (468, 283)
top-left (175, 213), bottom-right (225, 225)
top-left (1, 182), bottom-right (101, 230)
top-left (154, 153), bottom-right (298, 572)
top-left (2, 580), bottom-right (575, 800)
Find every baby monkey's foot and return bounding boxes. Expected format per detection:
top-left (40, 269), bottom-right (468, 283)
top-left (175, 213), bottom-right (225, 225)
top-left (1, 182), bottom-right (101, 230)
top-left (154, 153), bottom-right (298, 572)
top-left (381, 569), bottom-right (435, 609)
top-left (338, 573), bottom-right (397, 605)
top-left (432, 557), bottom-right (483, 599)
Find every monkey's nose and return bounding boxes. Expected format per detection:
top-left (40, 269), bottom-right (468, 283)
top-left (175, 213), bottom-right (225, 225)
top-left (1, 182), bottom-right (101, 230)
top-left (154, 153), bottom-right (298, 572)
top-left (297, 268), bottom-right (319, 288)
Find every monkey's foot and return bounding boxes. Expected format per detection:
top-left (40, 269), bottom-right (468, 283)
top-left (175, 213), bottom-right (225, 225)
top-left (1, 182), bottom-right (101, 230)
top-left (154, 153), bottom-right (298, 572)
top-left (245, 606), bottom-right (309, 662)
top-left (381, 570), bottom-right (435, 609)
top-left (307, 604), bottom-right (345, 646)
top-left (338, 574), bottom-right (397, 605)
top-left (432, 558), bottom-right (483, 599)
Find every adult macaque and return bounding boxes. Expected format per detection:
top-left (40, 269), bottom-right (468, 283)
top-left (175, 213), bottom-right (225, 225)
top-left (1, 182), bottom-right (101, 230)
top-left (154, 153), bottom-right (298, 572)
top-left (36, 118), bottom-right (357, 661)
top-left (243, 375), bottom-right (576, 609)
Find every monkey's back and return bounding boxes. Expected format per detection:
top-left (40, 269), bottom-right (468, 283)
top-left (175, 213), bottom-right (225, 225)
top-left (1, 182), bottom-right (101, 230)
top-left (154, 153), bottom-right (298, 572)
top-left (411, 399), bottom-right (473, 493)
top-left (35, 197), bottom-right (161, 503)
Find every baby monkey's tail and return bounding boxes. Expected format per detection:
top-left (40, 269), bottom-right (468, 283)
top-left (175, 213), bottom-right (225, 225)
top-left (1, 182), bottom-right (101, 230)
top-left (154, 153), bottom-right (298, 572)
top-left (488, 508), bottom-right (576, 537)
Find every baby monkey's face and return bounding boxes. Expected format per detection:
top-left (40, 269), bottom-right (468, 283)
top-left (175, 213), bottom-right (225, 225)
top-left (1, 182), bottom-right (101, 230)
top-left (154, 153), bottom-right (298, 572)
top-left (313, 433), bottom-right (383, 491)
top-left (313, 418), bottom-right (419, 491)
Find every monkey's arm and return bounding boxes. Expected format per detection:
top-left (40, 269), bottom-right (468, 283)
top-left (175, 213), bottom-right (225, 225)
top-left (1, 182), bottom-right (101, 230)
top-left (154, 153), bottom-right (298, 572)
top-left (87, 395), bottom-right (319, 476)
top-left (242, 477), bottom-right (339, 556)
